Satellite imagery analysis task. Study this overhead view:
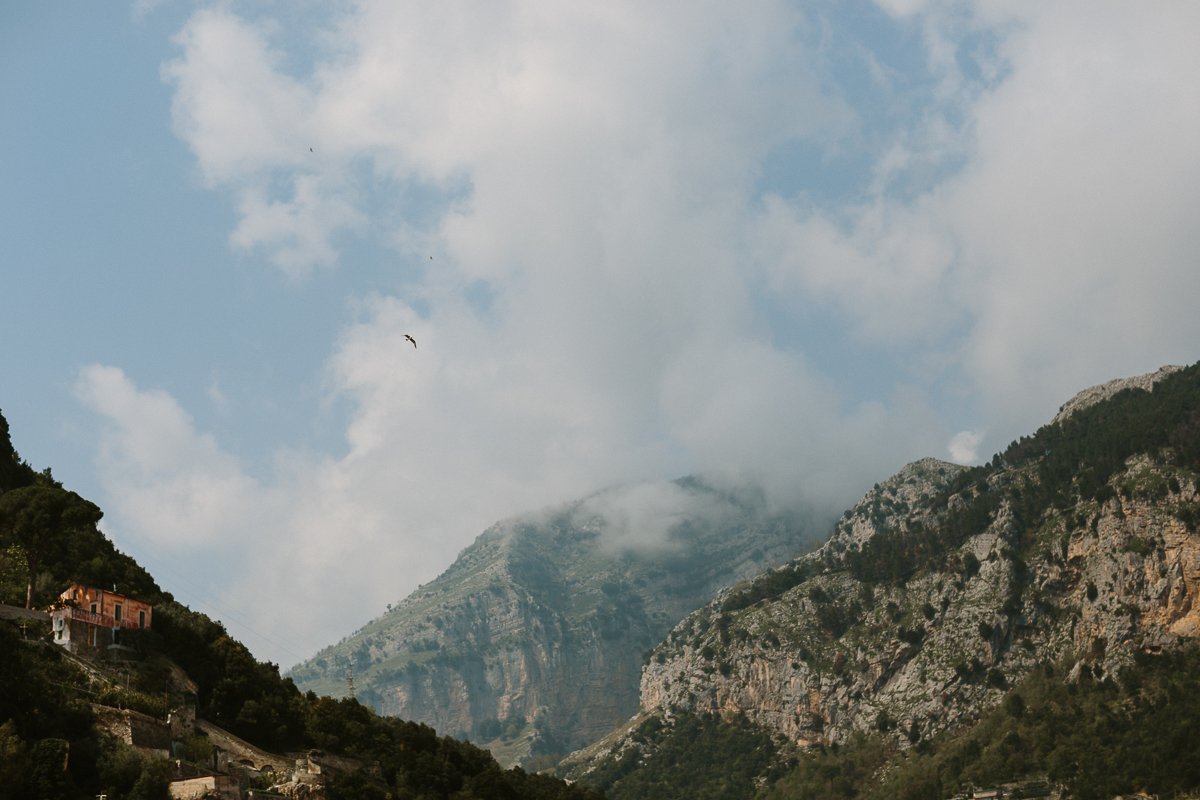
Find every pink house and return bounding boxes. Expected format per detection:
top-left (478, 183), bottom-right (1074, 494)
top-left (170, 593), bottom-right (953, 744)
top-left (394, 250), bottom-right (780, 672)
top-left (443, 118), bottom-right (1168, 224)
top-left (52, 584), bottom-right (152, 658)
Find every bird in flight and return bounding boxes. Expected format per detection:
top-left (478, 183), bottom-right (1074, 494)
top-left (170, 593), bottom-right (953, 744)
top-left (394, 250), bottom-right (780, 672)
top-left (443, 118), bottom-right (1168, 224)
top-left (404, 334), bottom-right (417, 349)
top-left (310, 148), bottom-right (313, 152)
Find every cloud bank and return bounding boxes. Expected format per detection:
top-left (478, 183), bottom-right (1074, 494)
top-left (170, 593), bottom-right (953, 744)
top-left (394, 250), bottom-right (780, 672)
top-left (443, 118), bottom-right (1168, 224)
top-left (77, 1), bottom-right (1200, 666)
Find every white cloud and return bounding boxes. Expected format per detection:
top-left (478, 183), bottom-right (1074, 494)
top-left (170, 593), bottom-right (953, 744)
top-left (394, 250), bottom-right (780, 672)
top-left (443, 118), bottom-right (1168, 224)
top-left (79, 1), bottom-right (1200, 666)
top-left (74, 365), bottom-right (263, 548)
top-left (757, 2), bottom-right (1200, 453)
top-left (947, 429), bottom-right (984, 465)
top-left (573, 480), bottom-right (739, 552)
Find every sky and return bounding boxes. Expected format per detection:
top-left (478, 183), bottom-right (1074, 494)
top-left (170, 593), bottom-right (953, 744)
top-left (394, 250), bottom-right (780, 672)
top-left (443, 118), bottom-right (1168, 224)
top-left (2, 1), bottom-right (1198, 670)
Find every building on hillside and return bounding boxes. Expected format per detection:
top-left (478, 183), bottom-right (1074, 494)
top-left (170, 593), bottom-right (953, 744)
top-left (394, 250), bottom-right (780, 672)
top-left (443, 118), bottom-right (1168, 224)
top-left (51, 584), bottom-right (152, 659)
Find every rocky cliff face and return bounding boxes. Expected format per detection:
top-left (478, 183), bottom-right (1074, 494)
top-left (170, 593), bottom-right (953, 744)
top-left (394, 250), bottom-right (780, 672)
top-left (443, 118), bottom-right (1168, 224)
top-left (560, 364), bottom-right (1200, 783)
top-left (287, 477), bottom-right (826, 762)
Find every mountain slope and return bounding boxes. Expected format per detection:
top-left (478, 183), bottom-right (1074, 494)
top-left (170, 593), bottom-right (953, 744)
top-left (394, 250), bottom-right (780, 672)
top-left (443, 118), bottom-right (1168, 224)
top-left (0, 406), bottom-right (601, 800)
top-left (560, 362), bottom-right (1200, 798)
top-left (288, 477), bottom-right (826, 761)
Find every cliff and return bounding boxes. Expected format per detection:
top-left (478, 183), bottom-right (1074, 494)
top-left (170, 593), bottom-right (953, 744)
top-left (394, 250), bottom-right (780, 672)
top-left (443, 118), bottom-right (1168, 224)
top-left (560, 363), bottom-right (1200, 791)
top-left (287, 477), bottom-right (826, 762)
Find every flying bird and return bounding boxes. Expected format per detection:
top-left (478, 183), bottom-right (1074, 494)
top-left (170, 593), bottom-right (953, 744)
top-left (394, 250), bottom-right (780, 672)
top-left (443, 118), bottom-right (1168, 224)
top-left (404, 334), bottom-right (417, 349)
top-left (309, 148), bottom-right (313, 152)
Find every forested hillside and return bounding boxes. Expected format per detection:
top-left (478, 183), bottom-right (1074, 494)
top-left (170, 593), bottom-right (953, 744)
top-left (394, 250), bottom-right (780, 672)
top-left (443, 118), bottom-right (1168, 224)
top-left (0, 408), bottom-right (601, 800)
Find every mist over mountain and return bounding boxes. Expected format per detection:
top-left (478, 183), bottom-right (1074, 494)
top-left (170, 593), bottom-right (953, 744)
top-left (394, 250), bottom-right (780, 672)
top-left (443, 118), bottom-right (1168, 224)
top-left (287, 475), bottom-right (829, 763)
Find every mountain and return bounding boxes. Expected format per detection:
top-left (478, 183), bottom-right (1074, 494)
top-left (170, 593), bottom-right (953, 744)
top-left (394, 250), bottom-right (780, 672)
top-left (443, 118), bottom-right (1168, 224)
top-left (558, 363), bottom-right (1200, 799)
top-left (287, 477), bottom-right (827, 764)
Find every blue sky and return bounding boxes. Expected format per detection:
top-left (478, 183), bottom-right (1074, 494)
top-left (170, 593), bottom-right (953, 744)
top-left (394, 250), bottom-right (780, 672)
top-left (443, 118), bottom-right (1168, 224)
top-left (3, 2), bottom-right (1199, 668)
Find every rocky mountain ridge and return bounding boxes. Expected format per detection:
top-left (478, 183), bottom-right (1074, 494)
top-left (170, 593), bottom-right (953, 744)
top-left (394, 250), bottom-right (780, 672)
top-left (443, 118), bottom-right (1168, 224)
top-left (287, 477), bottom-right (827, 763)
top-left (559, 363), bottom-right (1200, 792)
top-left (1051, 364), bottom-right (1183, 425)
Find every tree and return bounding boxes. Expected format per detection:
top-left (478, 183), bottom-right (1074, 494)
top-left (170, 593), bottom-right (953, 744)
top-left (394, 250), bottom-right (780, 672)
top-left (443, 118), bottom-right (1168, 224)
top-left (0, 409), bottom-right (36, 494)
top-left (0, 484), bottom-right (102, 608)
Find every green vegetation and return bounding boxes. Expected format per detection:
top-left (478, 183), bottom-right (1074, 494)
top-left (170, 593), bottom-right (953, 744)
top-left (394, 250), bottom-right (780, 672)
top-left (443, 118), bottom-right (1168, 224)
top-left (581, 712), bottom-right (794, 800)
top-left (0, 413), bottom-right (161, 610)
top-left (0, 485), bottom-right (103, 608)
top-left (759, 734), bottom-right (891, 800)
top-left (764, 648), bottom-right (1200, 800)
top-left (722, 562), bottom-right (813, 613)
top-left (0, 622), bottom-right (175, 800)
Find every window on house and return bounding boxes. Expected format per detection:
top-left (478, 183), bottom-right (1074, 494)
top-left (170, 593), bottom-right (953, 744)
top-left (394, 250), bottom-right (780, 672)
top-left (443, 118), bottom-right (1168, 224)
top-left (90, 603), bottom-right (97, 615)
top-left (139, 610), bottom-right (146, 629)
top-left (114, 604), bottom-right (122, 622)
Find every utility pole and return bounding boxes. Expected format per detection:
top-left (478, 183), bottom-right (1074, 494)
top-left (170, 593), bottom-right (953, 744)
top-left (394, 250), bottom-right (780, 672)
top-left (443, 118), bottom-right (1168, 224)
top-left (347, 664), bottom-right (356, 700)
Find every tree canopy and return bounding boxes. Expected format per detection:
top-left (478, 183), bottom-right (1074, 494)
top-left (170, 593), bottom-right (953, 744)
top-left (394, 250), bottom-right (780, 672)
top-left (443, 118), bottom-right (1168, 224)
top-left (0, 484), bottom-right (102, 608)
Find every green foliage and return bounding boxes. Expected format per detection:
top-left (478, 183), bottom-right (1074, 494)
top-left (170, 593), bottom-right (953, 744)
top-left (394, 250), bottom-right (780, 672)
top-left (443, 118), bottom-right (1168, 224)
top-left (178, 733), bottom-right (213, 764)
top-left (1175, 501), bottom-right (1200, 533)
top-left (768, 648), bottom-right (1200, 800)
top-left (327, 769), bottom-right (389, 800)
top-left (760, 733), bottom-right (892, 800)
top-left (0, 621), bottom-right (175, 800)
top-left (0, 483), bottom-right (103, 608)
top-left (582, 711), bottom-right (791, 800)
top-left (0, 720), bottom-right (27, 800)
top-left (91, 687), bottom-right (167, 718)
top-left (28, 738), bottom-right (75, 800)
top-left (814, 600), bottom-right (856, 640)
top-left (0, 544), bottom-right (26, 606)
top-left (0, 409), bottom-right (163, 610)
top-left (0, 409), bottom-right (37, 495)
top-left (1122, 536), bottom-right (1152, 557)
top-left (722, 562), bottom-right (812, 613)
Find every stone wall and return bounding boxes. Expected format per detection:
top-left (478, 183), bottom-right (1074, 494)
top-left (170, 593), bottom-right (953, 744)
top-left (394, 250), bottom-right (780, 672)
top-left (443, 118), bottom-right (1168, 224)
top-left (92, 705), bottom-right (172, 757)
top-left (196, 718), bottom-right (296, 775)
top-left (168, 774), bottom-right (239, 800)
